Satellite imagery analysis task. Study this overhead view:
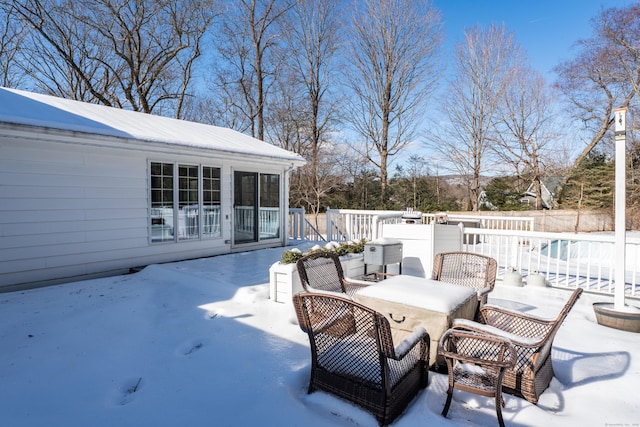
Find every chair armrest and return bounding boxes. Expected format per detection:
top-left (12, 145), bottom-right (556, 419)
top-left (438, 328), bottom-right (516, 369)
top-left (343, 277), bottom-right (372, 287)
top-left (482, 303), bottom-right (552, 322)
top-left (452, 318), bottom-right (546, 348)
top-left (480, 304), bottom-right (555, 337)
top-left (305, 287), bottom-right (354, 300)
top-left (477, 286), bottom-right (492, 297)
top-left (390, 327), bottom-right (430, 360)
top-left (343, 278), bottom-right (371, 297)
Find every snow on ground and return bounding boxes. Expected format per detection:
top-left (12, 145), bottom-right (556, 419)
top-left (0, 242), bottom-right (638, 427)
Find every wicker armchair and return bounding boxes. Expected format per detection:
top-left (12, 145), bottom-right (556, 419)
top-left (439, 328), bottom-right (516, 427)
top-left (452, 288), bottom-right (583, 404)
top-left (293, 292), bottom-right (430, 426)
top-left (296, 252), bottom-right (369, 298)
top-left (431, 251), bottom-right (498, 306)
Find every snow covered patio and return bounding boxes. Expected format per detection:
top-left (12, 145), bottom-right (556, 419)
top-left (0, 242), bottom-right (638, 427)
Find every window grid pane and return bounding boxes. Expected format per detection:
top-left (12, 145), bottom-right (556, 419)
top-left (150, 162), bottom-right (174, 242)
top-left (178, 165), bottom-right (199, 240)
top-left (203, 167), bottom-right (221, 237)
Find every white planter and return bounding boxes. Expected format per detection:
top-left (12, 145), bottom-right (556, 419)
top-left (269, 253), bottom-right (365, 303)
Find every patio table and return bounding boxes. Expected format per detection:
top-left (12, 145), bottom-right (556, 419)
top-left (354, 274), bottom-right (478, 368)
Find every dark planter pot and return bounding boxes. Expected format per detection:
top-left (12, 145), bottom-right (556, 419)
top-left (593, 302), bottom-right (640, 333)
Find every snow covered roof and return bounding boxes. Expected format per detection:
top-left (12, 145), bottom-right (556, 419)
top-left (0, 87), bottom-right (305, 165)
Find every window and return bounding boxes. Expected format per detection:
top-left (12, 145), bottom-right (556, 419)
top-left (150, 162), bottom-right (221, 243)
top-left (150, 162), bottom-right (174, 242)
top-left (203, 166), bottom-right (221, 237)
top-left (178, 165), bottom-right (199, 240)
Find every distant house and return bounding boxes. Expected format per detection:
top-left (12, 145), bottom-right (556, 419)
top-left (521, 177), bottom-right (562, 209)
top-left (478, 191), bottom-right (497, 211)
top-left (0, 87), bottom-right (305, 291)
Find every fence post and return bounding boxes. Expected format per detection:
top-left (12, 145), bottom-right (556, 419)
top-left (372, 215), bottom-right (379, 240)
top-left (326, 208), bottom-right (333, 241)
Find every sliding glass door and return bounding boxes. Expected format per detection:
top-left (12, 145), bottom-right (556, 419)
top-left (233, 171), bottom-right (280, 244)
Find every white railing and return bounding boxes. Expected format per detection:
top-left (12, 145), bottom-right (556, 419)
top-left (203, 205), bottom-right (221, 237)
top-left (235, 206), bottom-right (254, 234)
top-left (325, 209), bottom-right (403, 241)
top-left (462, 227), bottom-right (640, 299)
top-left (325, 209), bottom-right (535, 241)
top-left (151, 205), bottom-right (221, 241)
top-left (235, 206), bottom-right (280, 239)
top-left (296, 208), bottom-right (639, 299)
top-left (259, 207), bottom-right (280, 239)
top-left (288, 208), bottom-right (325, 241)
top-left (424, 213), bottom-right (535, 231)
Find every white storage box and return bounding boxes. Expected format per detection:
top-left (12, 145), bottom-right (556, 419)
top-left (364, 239), bottom-right (403, 265)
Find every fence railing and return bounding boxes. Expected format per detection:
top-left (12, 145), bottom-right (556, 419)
top-left (424, 213), bottom-right (535, 231)
top-left (325, 209), bottom-right (404, 241)
top-left (463, 228), bottom-right (639, 298)
top-left (324, 209), bottom-right (535, 241)
top-left (234, 206), bottom-right (280, 239)
top-left (294, 208), bottom-right (639, 299)
top-left (288, 208), bottom-right (325, 241)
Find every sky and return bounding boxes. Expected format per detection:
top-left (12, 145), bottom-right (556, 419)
top-left (0, 242), bottom-right (638, 427)
top-left (396, 0), bottom-right (638, 175)
top-left (433, 0), bottom-right (636, 81)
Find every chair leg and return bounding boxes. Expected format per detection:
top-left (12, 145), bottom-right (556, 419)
top-left (442, 388), bottom-right (453, 417)
top-left (495, 389), bottom-right (506, 427)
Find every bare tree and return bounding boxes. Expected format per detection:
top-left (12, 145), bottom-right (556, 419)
top-left (346, 0), bottom-right (442, 208)
top-left (554, 4), bottom-right (640, 202)
top-left (289, 143), bottom-right (344, 228)
top-left (430, 24), bottom-right (522, 211)
top-left (8, 0), bottom-right (217, 117)
top-left (0, 3), bottom-right (27, 87)
top-left (214, 0), bottom-right (293, 140)
top-left (494, 66), bottom-right (558, 209)
top-left (278, 0), bottom-right (343, 220)
top-left (266, 69), bottom-right (309, 154)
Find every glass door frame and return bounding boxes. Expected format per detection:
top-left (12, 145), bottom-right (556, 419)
top-left (232, 170), bottom-right (282, 245)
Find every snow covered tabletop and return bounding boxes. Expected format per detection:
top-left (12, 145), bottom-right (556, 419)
top-left (354, 275), bottom-right (476, 313)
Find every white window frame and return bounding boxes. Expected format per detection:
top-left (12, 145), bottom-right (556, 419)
top-left (149, 161), bottom-right (222, 244)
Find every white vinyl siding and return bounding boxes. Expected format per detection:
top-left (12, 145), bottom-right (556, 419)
top-left (0, 134), bottom-right (234, 290)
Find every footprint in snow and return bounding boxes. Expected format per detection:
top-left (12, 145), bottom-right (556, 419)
top-left (117, 377), bottom-right (143, 406)
top-left (178, 338), bottom-right (205, 356)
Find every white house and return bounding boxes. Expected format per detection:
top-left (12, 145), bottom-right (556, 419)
top-left (0, 87), bottom-right (305, 291)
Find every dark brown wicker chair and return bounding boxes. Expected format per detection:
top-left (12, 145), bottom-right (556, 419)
top-left (431, 251), bottom-right (498, 307)
top-left (293, 292), bottom-right (430, 426)
top-left (452, 288), bottom-right (583, 404)
top-left (439, 328), bottom-right (516, 427)
top-left (296, 252), bottom-right (369, 298)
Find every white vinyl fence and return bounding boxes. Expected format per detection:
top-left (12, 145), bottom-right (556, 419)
top-left (463, 228), bottom-right (640, 298)
top-left (297, 209), bottom-right (639, 299)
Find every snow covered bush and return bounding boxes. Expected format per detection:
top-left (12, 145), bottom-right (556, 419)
top-left (280, 239), bottom-right (367, 264)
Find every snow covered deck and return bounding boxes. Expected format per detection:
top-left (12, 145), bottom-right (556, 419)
top-left (0, 243), bottom-right (637, 426)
